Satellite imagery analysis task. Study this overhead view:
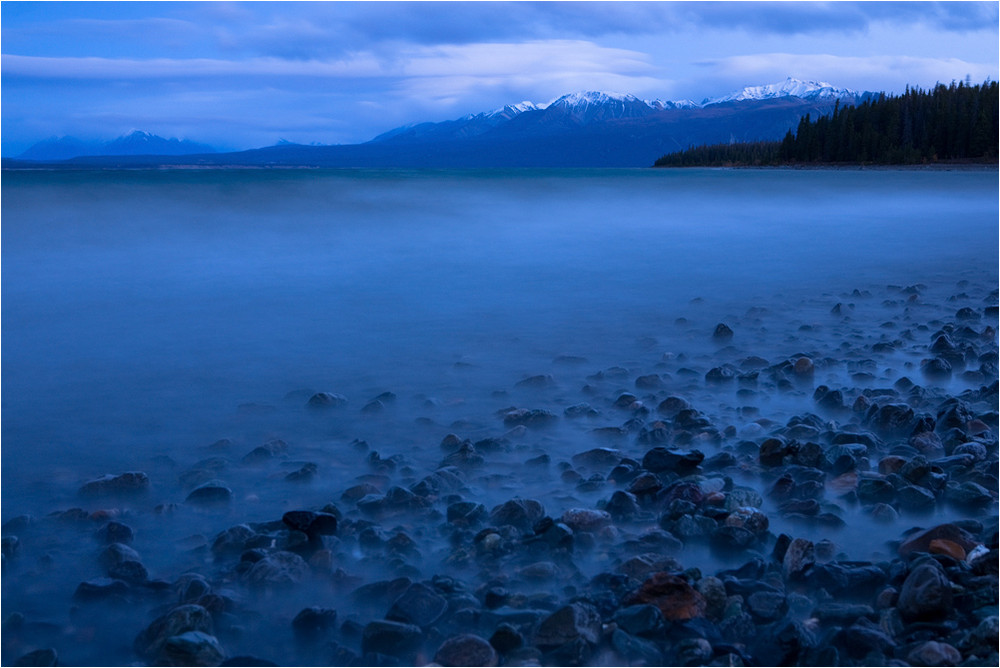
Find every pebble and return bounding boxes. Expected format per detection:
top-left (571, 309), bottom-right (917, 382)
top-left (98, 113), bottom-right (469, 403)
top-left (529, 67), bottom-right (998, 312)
top-left (434, 634), bottom-right (498, 667)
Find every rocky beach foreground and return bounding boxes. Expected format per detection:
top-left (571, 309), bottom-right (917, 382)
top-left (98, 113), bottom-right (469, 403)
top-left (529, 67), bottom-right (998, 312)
top-left (2, 279), bottom-right (998, 667)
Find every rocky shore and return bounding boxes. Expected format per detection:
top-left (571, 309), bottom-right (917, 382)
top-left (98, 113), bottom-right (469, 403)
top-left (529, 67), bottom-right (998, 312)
top-left (2, 281), bottom-right (997, 667)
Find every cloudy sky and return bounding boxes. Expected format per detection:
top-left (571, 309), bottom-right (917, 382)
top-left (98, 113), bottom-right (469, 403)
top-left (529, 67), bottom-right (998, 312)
top-left (2, 1), bottom-right (997, 155)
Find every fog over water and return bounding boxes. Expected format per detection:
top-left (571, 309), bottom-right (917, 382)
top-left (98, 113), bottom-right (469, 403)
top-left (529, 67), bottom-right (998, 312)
top-left (1, 168), bottom-right (997, 664)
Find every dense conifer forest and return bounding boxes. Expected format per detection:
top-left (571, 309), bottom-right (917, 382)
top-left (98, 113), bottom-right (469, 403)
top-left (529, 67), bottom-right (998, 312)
top-left (653, 80), bottom-right (998, 167)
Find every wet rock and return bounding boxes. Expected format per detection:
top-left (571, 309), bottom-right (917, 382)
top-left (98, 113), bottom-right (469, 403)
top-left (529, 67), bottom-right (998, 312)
top-left (747, 591), bottom-right (787, 622)
top-left (534, 603), bottom-right (602, 648)
top-left (922, 357), bottom-right (953, 381)
top-left (109, 559), bottom-right (148, 583)
top-left (948, 481), bottom-right (994, 508)
top-left (99, 542), bottom-right (142, 571)
top-left (489, 498), bottom-right (545, 533)
top-left (241, 440), bottom-right (288, 464)
top-left (897, 484), bottom-right (936, 511)
top-left (242, 551), bottom-right (309, 589)
top-left (836, 620), bottom-right (896, 659)
top-left (489, 622), bottom-right (524, 654)
top-left (435, 633), bottom-right (498, 667)
top-left (159, 630), bottom-right (225, 666)
top-left (783, 538), bottom-right (815, 580)
top-left (13, 648), bottom-right (58, 667)
top-left (282, 510), bottom-right (338, 537)
top-left (134, 604), bottom-right (214, 661)
top-left (185, 481), bottom-right (233, 506)
top-left (307, 392), bottom-right (347, 408)
top-left (211, 524), bottom-right (260, 558)
top-left (565, 403), bottom-right (599, 418)
top-left (613, 604), bottom-right (665, 637)
top-left (899, 523), bottom-right (981, 557)
top-left (79, 471), bottom-right (149, 497)
top-left (624, 572), bottom-right (706, 621)
top-left (907, 640), bottom-right (962, 666)
top-left (361, 620), bottom-right (424, 660)
top-left (386, 582), bottom-right (449, 627)
top-left (502, 408), bottom-right (557, 428)
top-left (866, 403), bottom-right (916, 437)
top-left (642, 447), bottom-right (704, 473)
top-left (285, 463), bottom-right (317, 482)
top-left (73, 577), bottom-right (130, 603)
top-left (560, 508), bottom-right (611, 533)
top-left (898, 561), bottom-right (953, 621)
top-left (611, 628), bottom-right (664, 665)
top-left (706, 365), bottom-right (738, 384)
top-left (447, 501), bottom-right (487, 526)
top-left (713, 323), bottom-right (734, 343)
top-left (96, 520), bottom-right (134, 544)
top-left (657, 396), bottom-right (692, 417)
top-left (291, 607), bottom-right (338, 643)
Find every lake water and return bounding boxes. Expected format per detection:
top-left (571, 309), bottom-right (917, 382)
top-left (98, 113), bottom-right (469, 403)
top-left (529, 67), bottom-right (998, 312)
top-left (1, 167), bottom-right (997, 664)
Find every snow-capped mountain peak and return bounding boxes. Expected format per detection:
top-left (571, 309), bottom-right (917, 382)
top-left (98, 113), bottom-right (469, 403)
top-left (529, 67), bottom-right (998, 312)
top-left (547, 90), bottom-right (642, 109)
top-left (706, 77), bottom-right (859, 104)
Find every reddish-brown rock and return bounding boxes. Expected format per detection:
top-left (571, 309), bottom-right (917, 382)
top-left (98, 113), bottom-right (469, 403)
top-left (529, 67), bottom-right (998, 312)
top-left (624, 572), bottom-right (706, 621)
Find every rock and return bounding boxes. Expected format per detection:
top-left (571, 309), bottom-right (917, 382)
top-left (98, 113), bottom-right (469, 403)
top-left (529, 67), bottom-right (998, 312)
top-left (211, 524), bottom-right (259, 557)
top-left (282, 510), bottom-right (337, 536)
top-left (613, 604), bottom-right (664, 637)
top-left (948, 481), bottom-right (994, 508)
top-left (907, 640), bottom-right (962, 666)
top-left (898, 561), bottom-right (953, 621)
top-left (99, 542), bottom-right (142, 572)
top-left (560, 508), bottom-right (611, 533)
top-left (109, 559), bottom-right (148, 583)
top-left (611, 628), bottom-right (664, 665)
top-left (515, 374), bottom-right (555, 389)
top-left (96, 520), bottom-right (135, 544)
top-left (489, 498), bottom-right (545, 532)
top-left (185, 481), bottom-right (233, 506)
top-left (642, 447), bottom-right (704, 473)
top-left (291, 607), bottom-right (338, 642)
top-left (624, 572), bottom-right (706, 621)
top-left (361, 620), bottom-right (424, 660)
top-left (242, 551), bottom-right (309, 589)
top-left (241, 439), bottom-right (288, 464)
top-left (447, 501), bottom-right (487, 526)
top-left (747, 591), bottom-right (787, 622)
top-left (307, 392), bottom-right (347, 408)
top-left (571, 447), bottom-right (623, 470)
top-left (783, 538), bottom-right (815, 580)
top-left (79, 471), bottom-right (149, 497)
top-left (435, 634), bottom-right (498, 667)
top-left (534, 603), bottom-right (602, 647)
top-left (13, 648), bottom-right (58, 667)
top-left (134, 604), bottom-right (214, 660)
top-left (897, 484), bottom-right (936, 511)
top-left (899, 523), bottom-right (980, 557)
top-left (713, 323), bottom-right (734, 342)
top-left (72, 578), bottom-right (130, 603)
top-left (386, 582), bottom-right (449, 627)
top-left (501, 408), bottom-right (557, 428)
top-left (158, 631), bottom-right (225, 666)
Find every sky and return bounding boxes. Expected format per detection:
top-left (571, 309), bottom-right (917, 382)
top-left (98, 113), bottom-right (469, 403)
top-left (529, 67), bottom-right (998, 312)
top-left (2, 1), bottom-right (998, 155)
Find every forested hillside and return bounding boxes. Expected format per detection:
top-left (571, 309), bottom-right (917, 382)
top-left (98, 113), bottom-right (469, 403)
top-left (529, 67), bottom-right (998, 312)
top-left (654, 80), bottom-right (998, 167)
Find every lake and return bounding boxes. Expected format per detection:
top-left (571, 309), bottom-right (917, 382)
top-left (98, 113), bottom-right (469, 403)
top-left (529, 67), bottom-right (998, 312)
top-left (2, 167), bottom-right (997, 665)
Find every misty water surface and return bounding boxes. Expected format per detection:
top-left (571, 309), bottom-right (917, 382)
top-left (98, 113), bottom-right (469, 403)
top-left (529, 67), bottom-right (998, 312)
top-left (1, 167), bottom-right (997, 663)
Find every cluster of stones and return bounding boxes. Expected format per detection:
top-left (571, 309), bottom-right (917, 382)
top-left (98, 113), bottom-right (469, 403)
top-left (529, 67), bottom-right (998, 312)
top-left (2, 295), bottom-right (997, 666)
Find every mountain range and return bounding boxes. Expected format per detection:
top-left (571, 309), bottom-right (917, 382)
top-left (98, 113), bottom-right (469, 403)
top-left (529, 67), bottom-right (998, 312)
top-left (13, 78), bottom-right (873, 168)
top-left (17, 131), bottom-right (217, 161)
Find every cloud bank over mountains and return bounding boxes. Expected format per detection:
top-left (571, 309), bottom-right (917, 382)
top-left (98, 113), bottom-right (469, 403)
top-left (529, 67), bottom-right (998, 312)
top-left (2, 1), bottom-right (997, 155)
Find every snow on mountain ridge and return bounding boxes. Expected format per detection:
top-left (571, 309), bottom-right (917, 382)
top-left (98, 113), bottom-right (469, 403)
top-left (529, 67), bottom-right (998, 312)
top-left (705, 77), bottom-right (859, 104)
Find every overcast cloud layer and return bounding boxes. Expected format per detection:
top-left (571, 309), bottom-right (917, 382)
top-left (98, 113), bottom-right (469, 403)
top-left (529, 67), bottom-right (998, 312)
top-left (2, 1), bottom-right (997, 154)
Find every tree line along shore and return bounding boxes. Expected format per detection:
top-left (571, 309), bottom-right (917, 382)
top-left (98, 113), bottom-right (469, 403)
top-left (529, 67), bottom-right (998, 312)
top-left (654, 80), bottom-right (998, 168)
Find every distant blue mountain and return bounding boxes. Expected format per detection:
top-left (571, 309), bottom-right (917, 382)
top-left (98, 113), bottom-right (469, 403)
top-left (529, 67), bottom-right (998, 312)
top-left (17, 131), bottom-right (217, 161)
top-left (12, 79), bottom-right (874, 168)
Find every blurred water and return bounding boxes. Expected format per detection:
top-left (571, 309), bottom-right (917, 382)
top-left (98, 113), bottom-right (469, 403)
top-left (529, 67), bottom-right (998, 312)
top-left (1, 166), bottom-right (997, 664)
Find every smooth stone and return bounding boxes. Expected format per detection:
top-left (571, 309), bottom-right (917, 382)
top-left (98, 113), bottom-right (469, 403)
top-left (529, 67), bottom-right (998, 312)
top-left (241, 440), bottom-right (288, 464)
top-left (560, 508), bottom-right (611, 533)
top-left (534, 603), bottom-right (602, 647)
top-left (72, 578), bottom-right (130, 603)
top-left (282, 510), bottom-right (337, 536)
top-left (611, 628), bottom-right (664, 665)
top-left (898, 561), bottom-right (954, 621)
top-left (489, 622), bottom-right (524, 653)
top-left (134, 604), bottom-right (214, 660)
top-left (434, 634), bottom-right (498, 667)
top-left (361, 620), bottom-right (424, 659)
top-left (907, 640), bottom-right (962, 666)
top-left (242, 551), bottom-right (309, 589)
top-left (783, 538), bottom-right (815, 580)
top-left (291, 607), bottom-right (338, 642)
top-left (306, 392), bottom-right (347, 408)
top-left (386, 582), bottom-right (448, 627)
top-left (185, 481), bottom-right (233, 506)
top-left (99, 542), bottom-right (142, 571)
top-left (501, 408), bottom-right (557, 428)
top-left (158, 631), bottom-right (225, 667)
top-left (899, 523), bottom-right (980, 557)
top-left (624, 572), bottom-right (706, 621)
top-left (489, 498), bottom-right (545, 532)
top-left (79, 471), bottom-right (149, 497)
top-left (96, 521), bottom-right (135, 545)
top-left (612, 604), bottom-right (665, 637)
top-left (570, 447), bottom-right (623, 469)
